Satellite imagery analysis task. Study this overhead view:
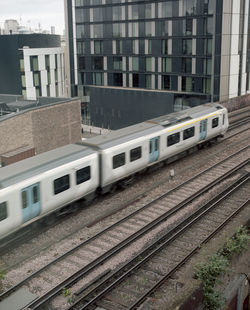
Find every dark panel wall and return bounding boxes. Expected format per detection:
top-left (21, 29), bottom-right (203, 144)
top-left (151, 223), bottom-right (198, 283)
top-left (89, 87), bottom-right (174, 129)
top-left (0, 36), bottom-right (21, 94)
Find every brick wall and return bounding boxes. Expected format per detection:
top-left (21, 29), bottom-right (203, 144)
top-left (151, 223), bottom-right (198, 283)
top-left (0, 98), bottom-right (82, 160)
top-left (221, 94), bottom-right (250, 112)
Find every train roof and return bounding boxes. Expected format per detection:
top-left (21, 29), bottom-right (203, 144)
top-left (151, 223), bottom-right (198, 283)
top-left (148, 103), bottom-right (225, 127)
top-left (0, 144), bottom-right (95, 189)
top-left (82, 103), bottom-right (225, 150)
top-left (82, 121), bottom-right (163, 149)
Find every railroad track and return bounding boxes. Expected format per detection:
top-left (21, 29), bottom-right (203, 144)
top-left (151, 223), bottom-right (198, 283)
top-left (0, 109), bottom-right (248, 257)
top-left (1, 146), bottom-right (248, 310)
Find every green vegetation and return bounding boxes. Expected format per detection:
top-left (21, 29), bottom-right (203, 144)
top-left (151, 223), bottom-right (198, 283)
top-left (62, 288), bottom-right (73, 305)
top-left (195, 226), bottom-right (249, 310)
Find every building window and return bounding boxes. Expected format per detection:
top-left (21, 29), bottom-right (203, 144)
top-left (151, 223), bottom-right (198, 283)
top-left (76, 25), bottom-right (85, 38)
top-left (21, 75), bottom-right (26, 88)
top-left (146, 57), bottom-right (152, 71)
top-left (0, 202), bottom-right (7, 221)
top-left (113, 23), bottom-right (123, 37)
top-left (162, 40), bottom-right (168, 55)
top-left (113, 153), bottom-right (125, 169)
top-left (203, 59), bottom-right (212, 75)
top-left (204, 39), bottom-right (212, 55)
top-left (145, 74), bottom-right (152, 88)
top-left (162, 57), bottom-right (172, 72)
top-left (78, 72), bottom-right (86, 85)
top-left (167, 133), bottom-right (180, 146)
top-left (92, 56), bottom-right (103, 70)
top-left (145, 4), bottom-right (153, 18)
top-left (93, 7), bottom-right (103, 22)
top-left (79, 56), bottom-right (85, 70)
top-left (47, 71), bottom-right (51, 84)
top-left (113, 73), bottom-right (123, 86)
top-left (116, 40), bottom-right (122, 54)
top-left (94, 40), bottom-right (103, 54)
top-left (132, 40), bottom-right (138, 54)
top-left (133, 74), bottom-right (139, 87)
top-left (185, 19), bottom-right (193, 35)
top-left (129, 22), bottom-right (138, 37)
top-left (204, 0), bottom-right (215, 14)
top-left (182, 39), bottom-right (192, 55)
top-left (93, 24), bottom-right (103, 38)
top-left (113, 6), bottom-right (122, 20)
top-left (160, 20), bottom-right (168, 36)
top-left (204, 17), bottom-right (213, 35)
top-left (132, 57), bottom-right (139, 71)
top-left (45, 55), bottom-right (50, 69)
top-left (54, 175), bottom-right (70, 195)
top-left (77, 42), bottom-right (85, 54)
top-left (184, 0), bottom-right (197, 16)
top-left (162, 75), bottom-right (171, 90)
top-left (130, 5), bottom-right (139, 19)
top-left (113, 56), bottom-right (122, 70)
top-left (182, 77), bottom-right (194, 92)
top-left (203, 78), bottom-right (211, 93)
top-left (20, 58), bottom-right (25, 72)
top-left (161, 1), bottom-right (172, 17)
top-left (146, 40), bottom-right (152, 54)
top-left (33, 73), bottom-right (40, 86)
top-left (182, 58), bottom-right (192, 73)
top-left (30, 56), bottom-right (38, 71)
top-left (93, 72), bottom-right (103, 85)
top-left (183, 127), bottom-right (195, 140)
top-left (76, 166), bottom-right (91, 184)
top-left (145, 21), bottom-right (154, 36)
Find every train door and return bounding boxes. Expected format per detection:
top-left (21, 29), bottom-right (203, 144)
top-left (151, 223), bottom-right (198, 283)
top-left (199, 119), bottom-right (207, 141)
top-left (21, 183), bottom-right (41, 223)
top-left (149, 136), bottom-right (160, 163)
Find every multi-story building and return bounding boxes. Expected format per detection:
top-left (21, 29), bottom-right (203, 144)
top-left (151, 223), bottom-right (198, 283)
top-left (65, 0), bottom-right (250, 128)
top-left (0, 34), bottom-right (67, 100)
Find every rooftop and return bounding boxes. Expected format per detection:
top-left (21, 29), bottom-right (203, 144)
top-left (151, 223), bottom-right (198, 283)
top-left (0, 94), bottom-right (75, 121)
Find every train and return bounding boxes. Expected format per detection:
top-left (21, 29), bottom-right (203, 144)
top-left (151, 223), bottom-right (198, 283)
top-left (0, 103), bottom-right (229, 240)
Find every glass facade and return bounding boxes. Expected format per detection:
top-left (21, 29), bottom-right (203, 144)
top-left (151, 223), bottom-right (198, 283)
top-left (72, 0), bottom-right (216, 98)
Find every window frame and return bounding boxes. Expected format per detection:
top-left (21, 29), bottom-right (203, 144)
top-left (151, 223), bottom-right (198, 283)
top-left (183, 126), bottom-right (195, 140)
top-left (212, 117), bottom-right (219, 128)
top-left (0, 202), bottom-right (8, 221)
top-left (76, 166), bottom-right (91, 185)
top-left (130, 146), bottom-right (142, 162)
top-left (167, 132), bottom-right (180, 146)
top-left (113, 153), bottom-right (126, 169)
top-left (54, 175), bottom-right (70, 195)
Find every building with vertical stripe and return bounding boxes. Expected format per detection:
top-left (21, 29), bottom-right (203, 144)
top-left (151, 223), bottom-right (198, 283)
top-left (0, 34), bottom-right (67, 100)
top-left (65, 0), bottom-right (250, 128)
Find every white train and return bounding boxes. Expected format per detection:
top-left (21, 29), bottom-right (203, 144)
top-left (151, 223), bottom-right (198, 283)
top-left (0, 103), bottom-right (229, 240)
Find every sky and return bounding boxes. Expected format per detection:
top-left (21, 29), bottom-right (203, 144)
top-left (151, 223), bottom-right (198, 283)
top-left (0, 0), bottom-right (65, 35)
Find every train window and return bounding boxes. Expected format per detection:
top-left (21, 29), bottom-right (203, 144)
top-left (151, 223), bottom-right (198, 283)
top-left (54, 175), bottom-right (70, 195)
top-left (0, 202), bottom-right (8, 221)
top-left (155, 139), bottom-right (159, 151)
top-left (167, 132), bottom-right (180, 146)
top-left (183, 127), bottom-right (195, 140)
top-left (212, 117), bottom-right (219, 128)
top-left (130, 146), bottom-right (142, 162)
top-left (33, 187), bottom-right (39, 203)
top-left (223, 114), bottom-right (225, 125)
top-left (149, 141), bottom-right (152, 153)
top-left (22, 191), bottom-right (28, 209)
top-left (76, 166), bottom-right (91, 184)
top-left (113, 153), bottom-right (125, 169)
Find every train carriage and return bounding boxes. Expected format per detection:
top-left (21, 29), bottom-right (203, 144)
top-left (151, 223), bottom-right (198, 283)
top-left (0, 144), bottom-right (99, 239)
top-left (0, 103), bottom-right (228, 240)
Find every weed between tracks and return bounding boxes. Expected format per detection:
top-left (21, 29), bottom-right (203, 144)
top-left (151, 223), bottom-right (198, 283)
top-left (195, 225), bottom-right (250, 310)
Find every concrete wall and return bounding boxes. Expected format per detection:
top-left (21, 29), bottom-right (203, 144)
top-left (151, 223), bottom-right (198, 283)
top-left (0, 98), bottom-right (82, 158)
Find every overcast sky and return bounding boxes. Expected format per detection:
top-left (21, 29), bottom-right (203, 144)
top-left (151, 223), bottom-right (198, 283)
top-left (0, 0), bottom-right (65, 34)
